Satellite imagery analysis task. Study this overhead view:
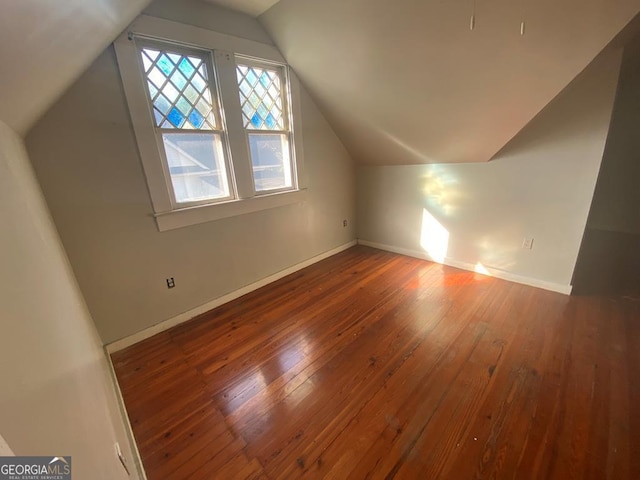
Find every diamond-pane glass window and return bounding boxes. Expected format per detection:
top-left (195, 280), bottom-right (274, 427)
top-left (118, 31), bottom-right (303, 217)
top-left (236, 61), bottom-right (293, 193)
top-left (140, 47), bottom-right (217, 130)
top-left (236, 64), bottom-right (285, 131)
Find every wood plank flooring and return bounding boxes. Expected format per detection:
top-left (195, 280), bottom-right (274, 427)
top-left (111, 246), bottom-right (640, 479)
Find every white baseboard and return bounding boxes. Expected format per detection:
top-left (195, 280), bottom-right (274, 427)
top-left (103, 349), bottom-right (147, 480)
top-left (106, 240), bottom-right (357, 353)
top-left (358, 239), bottom-right (572, 295)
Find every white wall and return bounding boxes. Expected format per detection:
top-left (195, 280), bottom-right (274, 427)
top-left (0, 120), bottom-right (140, 478)
top-left (357, 49), bottom-right (622, 292)
top-left (26, 2), bottom-right (356, 344)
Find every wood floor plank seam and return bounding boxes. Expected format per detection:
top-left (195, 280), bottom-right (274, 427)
top-left (112, 246), bottom-right (640, 479)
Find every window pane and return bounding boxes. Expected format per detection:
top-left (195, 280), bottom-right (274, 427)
top-left (236, 64), bottom-right (286, 130)
top-left (162, 133), bottom-right (230, 203)
top-left (140, 47), bottom-right (217, 130)
top-left (248, 133), bottom-right (292, 192)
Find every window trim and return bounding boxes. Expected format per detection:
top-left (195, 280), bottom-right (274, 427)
top-left (114, 15), bottom-right (306, 231)
top-left (235, 56), bottom-right (297, 196)
top-left (135, 39), bottom-right (236, 209)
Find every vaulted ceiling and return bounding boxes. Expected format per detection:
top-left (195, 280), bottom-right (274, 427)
top-left (0, 0), bottom-right (152, 135)
top-left (202, 0), bottom-right (279, 17)
top-left (259, 0), bottom-right (640, 164)
top-left (3, 0), bottom-right (640, 167)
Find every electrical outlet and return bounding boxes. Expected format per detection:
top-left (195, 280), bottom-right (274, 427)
top-left (343, 219), bottom-right (348, 228)
top-left (114, 442), bottom-right (130, 475)
top-left (522, 237), bottom-right (534, 250)
top-left (166, 277), bottom-right (175, 289)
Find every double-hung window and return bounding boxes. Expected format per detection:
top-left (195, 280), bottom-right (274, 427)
top-left (139, 41), bottom-right (232, 205)
top-left (115, 16), bottom-right (305, 231)
top-left (236, 60), bottom-right (293, 193)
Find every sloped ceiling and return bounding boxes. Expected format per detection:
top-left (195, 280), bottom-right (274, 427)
top-left (201, 0), bottom-right (279, 17)
top-left (0, 0), bottom-right (152, 135)
top-left (260, 0), bottom-right (640, 164)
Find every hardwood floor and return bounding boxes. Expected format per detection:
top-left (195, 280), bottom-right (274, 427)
top-left (111, 246), bottom-right (640, 479)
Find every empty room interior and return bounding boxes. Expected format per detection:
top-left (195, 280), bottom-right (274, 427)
top-left (2, 0), bottom-right (640, 478)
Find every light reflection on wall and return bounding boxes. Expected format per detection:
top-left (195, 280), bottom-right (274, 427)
top-left (474, 262), bottom-right (490, 275)
top-left (421, 167), bottom-right (462, 216)
top-left (475, 236), bottom-right (518, 272)
top-left (420, 208), bottom-right (449, 263)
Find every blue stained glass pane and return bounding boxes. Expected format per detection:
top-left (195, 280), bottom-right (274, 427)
top-left (259, 72), bottom-right (271, 88)
top-left (167, 107), bottom-right (185, 127)
top-left (189, 109), bottom-right (205, 128)
top-left (157, 54), bottom-right (174, 75)
top-left (246, 69), bottom-right (258, 86)
top-left (265, 113), bottom-right (276, 129)
top-left (153, 94), bottom-right (171, 114)
top-left (179, 58), bottom-right (195, 78)
top-left (251, 113), bottom-right (262, 128)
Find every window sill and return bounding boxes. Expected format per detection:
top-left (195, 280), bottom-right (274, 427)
top-left (154, 188), bottom-right (307, 231)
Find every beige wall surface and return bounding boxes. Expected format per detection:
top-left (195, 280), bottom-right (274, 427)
top-left (26, 4), bottom-right (356, 344)
top-left (357, 49), bottom-right (622, 289)
top-left (0, 120), bottom-right (139, 478)
top-left (144, 0), bottom-right (274, 43)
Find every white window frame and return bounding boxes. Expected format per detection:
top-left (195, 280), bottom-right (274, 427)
top-left (114, 15), bottom-right (306, 231)
top-left (235, 56), bottom-right (297, 196)
top-left (135, 39), bottom-right (235, 209)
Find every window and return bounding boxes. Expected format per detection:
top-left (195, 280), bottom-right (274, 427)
top-left (139, 42), bottom-right (232, 205)
top-left (236, 61), bottom-right (292, 193)
top-left (115, 16), bottom-right (305, 231)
